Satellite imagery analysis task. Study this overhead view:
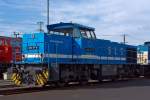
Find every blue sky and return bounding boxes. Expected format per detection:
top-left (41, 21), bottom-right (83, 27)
top-left (0, 0), bottom-right (150, 45)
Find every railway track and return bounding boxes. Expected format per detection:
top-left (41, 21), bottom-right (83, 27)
top-left (0, 86), bottom-right (46, 95)
top-left (0, 80), bottom-right (17, 89)
top-left (0, 78), bottom-right (136, 96)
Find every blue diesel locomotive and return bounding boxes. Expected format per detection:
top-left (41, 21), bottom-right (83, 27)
top-left (11, 22), bottom-right (138, 86)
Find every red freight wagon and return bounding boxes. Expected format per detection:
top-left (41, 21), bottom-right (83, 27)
top-left (0, 36), bottom-right (22, 79)
top-left (0, 37), bottom-right (12, 63)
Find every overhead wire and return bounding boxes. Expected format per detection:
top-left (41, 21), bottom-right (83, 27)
top-left (127, 34), bottom-right (146, 45)
top-left (97, 33), bottom-right (147, 44)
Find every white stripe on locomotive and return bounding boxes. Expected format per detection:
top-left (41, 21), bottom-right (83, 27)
top-left (24, 54), bottom-right (126, 61)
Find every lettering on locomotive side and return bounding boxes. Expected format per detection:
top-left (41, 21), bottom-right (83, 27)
top-left (50, 40), bottom-right (63, 44)
top-left (27, 46), bottom-right (39, 50)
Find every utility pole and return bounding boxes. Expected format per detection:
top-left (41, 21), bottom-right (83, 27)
top-left (37, 21), bottom-right (44, 32)
top-left (47, 0), bottom-right (50, 33)
top-left (47, 0), bottom-right (50, 25)
top-left (123, 34), bottom-right (127, 44)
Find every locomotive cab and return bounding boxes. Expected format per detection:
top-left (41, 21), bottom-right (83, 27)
top-left (47, 22), bottom-right (96, 39)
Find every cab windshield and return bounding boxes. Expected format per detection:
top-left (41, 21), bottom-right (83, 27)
top-left (80, 29), bottom-right (96, 39)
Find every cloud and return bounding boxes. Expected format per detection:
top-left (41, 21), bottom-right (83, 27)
top-left (0, 0), bottom-right (150, 45)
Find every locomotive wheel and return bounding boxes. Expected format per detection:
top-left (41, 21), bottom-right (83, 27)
top-left (11, 67), bottom-right (49, 87)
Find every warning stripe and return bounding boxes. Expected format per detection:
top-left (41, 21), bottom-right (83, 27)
top-left (36, 74), bottom-right (44, 86)
top-left (11, 73), bottom-right (22, 86)
top-left (14, 74), bottom-right (21, 86)
top-left (11, 73), bottom-right (17, 81)
top-left (39, 74), bottom-right (47, 84)
top-left (36, 75), bottom-right (41, 86)
top-left (42, 71), bottom-right (48, 81)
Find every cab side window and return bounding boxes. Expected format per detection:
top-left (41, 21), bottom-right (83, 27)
top-left (90, 31), bottom-right (96, 39)
top-left (80, 30), bottom-right (88, 38)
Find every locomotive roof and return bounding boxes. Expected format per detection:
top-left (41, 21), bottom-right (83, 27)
top-left (47, 22), bottom-right (95, 31)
